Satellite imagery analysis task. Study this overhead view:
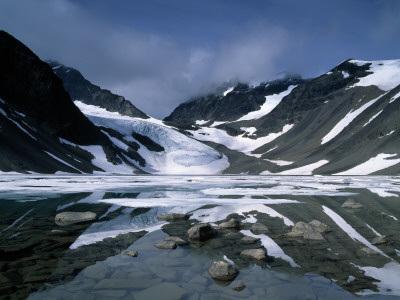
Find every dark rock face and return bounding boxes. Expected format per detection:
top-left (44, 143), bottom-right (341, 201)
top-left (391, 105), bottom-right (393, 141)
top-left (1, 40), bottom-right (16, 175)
top-left (47, 61), bottom-right (149, 119)
top-left (0, 31), bottom-right (143, 174)
top-left (0, 31), bottom-right (106, 145)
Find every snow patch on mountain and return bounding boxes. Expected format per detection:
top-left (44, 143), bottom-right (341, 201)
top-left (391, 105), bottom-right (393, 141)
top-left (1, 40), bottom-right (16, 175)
top-left (389, 91), bottom-right (400, 103)
top-left (321, 93), bottom-right (386, 144)
top-left (74, 101), bottom-right (229, 174)
top-left (189, 124), bottom-right (293, 155)
top-left (350, 59), bottom-right (400, 91)
top-left (238, 85), bottom-right (297, 121)
top-left (263, 160), bottom-right (329, 175)
top-left (334, 153), bottom-right (400, 175)
top-left (223, 87), bottom-right (234, 96)
top-left (363, 110), bottom-right (382, 127)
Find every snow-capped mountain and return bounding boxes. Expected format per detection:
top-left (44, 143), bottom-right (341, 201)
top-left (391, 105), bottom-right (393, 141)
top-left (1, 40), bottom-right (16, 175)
top-left (1, 30), bottom-right (400, 175)
top-left (165, 59), bottom-right (400, 175)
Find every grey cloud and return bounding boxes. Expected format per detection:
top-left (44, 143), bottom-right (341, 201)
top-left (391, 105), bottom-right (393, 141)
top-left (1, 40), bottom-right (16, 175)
top-left (0, 0), bottom-right (297, 118)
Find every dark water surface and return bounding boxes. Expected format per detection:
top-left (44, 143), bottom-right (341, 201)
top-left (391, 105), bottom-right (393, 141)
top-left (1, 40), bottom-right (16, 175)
top-left (0, 175), bottom-right (399, 299)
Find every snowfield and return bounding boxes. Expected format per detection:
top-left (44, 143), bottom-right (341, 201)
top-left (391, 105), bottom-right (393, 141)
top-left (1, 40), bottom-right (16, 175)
top-left (74, 101), bottom-right (229, 174)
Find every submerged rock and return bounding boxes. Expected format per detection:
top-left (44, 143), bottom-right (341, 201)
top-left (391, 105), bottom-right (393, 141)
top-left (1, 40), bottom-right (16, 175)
top-left (250, 223), bottom-right (269, 234)
top-left (240, 235), bottom-right (261, 244)
top-left (219, 218), bottom-right (242, 229)
top-left (240, 248), bottom-right (266, 261)
top-left (309, 220), bottom-right (331, 233)
top-left (187, 223), bottom-right (217, 241)
top-left (157, 213), bottom-right (189, 222)
top-left (55, 211), bottom-right (96, 226)
top-left (342, 199), bottom-right (363, 209)
top-left (208, 261), bottom-right (239, 281)
top-left (154, 241), bottom-right (177, 249)
top-left (124, 250), bottom-right (138, 257)
top-left (372, 235), bottom-right (388, 245)
top-left (164, 236), bottom-right (187, 245)
top-left (285, 221), bottom-right (325, 241)
top-left (232, 281), bottom-right (246, 291)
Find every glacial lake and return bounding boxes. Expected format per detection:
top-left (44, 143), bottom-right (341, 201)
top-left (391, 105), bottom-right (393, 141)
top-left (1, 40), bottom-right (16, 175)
top-left (0, 175), bottom-right (399, 300)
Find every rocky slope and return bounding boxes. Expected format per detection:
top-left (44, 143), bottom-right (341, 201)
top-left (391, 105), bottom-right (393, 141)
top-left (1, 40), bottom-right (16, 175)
top-left (0, 30), bottom-right (143, 174)
top-left (165, 60), bottom-right (400, 175)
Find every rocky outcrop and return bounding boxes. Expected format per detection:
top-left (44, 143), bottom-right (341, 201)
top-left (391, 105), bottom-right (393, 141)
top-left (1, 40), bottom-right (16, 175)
top-left (372, 235), bottom-right (387, 245)
top-left (47, 61), bottom-right (149, 119)
top-left (240, 236), bottom-right (261, 244)
top-left (164, 236), bottom-right (187, 245)
top-left (124, 250), bottom-right (138, 257)
top-left (208, 261), bottom-right (239, 282)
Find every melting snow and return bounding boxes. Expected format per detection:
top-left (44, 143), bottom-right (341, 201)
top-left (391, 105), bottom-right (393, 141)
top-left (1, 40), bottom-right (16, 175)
top-left (322, 206), bottom-right (389, 258)
top-left (334, 153), bottom-right (400, 175)
top-left (365, 224), bottom-right (381, 237)
top-left (74, 101), bottom-right (229, 174)
top-left (321, 93), bottom-right (386, 144)
top-left (355, 262), bottom-right (400, 296)
top-left (342, 71), bottom-right (349, 78)
top-left (238, 85), bottom-right (297, 121)
top-left (43, 151), bottom-right (82, 173)
top-left (190, 124), bottom-right (293, 155)
top-left (266, 160), bottom-right (329, 175)
top-left (363, 110), bottom-right (382, 127)
top-left (389, 91), bottom-right (400, 103)
top-left (223, 87), bottom-right (234, 96)
top-left (350, 59), bottom-right (400, 91)
top-left (195, 120), bottom-right (209, 125)
top-left (242, 230), bottom-right (300, 267)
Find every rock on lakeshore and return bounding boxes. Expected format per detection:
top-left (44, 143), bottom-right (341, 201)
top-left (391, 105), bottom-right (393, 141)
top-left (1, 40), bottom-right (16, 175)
top-left (219, 218), bottom-right (242, 229)
top-left (208, 261), bottom-right (239, 281)
top-left (187, 223), bottom-right (217, 241)
top-left (55, 211), bottom-right (96, 226)
top-left (154, 241), bottom-right (177, 249)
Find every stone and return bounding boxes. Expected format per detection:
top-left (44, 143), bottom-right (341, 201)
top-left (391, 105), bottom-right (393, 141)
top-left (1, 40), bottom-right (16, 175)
top-left (157, 213), bottom-right (189, 222)
top-left (219, 218), bottom-right (242, 229)
top-left (55, 211), bottom-right (96, 226)
top-left (250, 223), bottom-right (269, 234)
top-left (187, 223), bottom-right (217, 241)
top-left (134, 282), bottom-right (187, 300)
top-left (309, 220), bottom-right (331, 233)
top-left (361, 247), bottom-right (379, 255)
top-left (342, 199), bottom-right (363, 209)
top-left (124, 250), bottom-right (138, 257)
top-left (232, 281), bottom-right (246, 291)
top-left (240, 236), bottom-right (261, 244)
top-left (154, 241), bottom-right (177, 249)
top-left (372, 235), bottom-right (387, 245)
top-left (164, 236), bottom-right (187, 245)
top-left (208, 261), bottom-right (239, 282)
top-left (224, 232), bottom-right (243, 240)
top-left (240, 249), bottom-right (266, 261)
top-left (285, 221), bottom-right (325, 241)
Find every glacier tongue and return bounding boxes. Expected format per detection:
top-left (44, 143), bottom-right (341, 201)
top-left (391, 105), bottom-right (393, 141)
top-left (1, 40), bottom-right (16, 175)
top-left (74, 101), bottom-right (229, 174)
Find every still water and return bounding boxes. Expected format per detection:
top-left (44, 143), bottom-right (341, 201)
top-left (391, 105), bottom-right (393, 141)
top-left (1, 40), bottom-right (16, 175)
top-left (0, 175), bottom-right (399, 299)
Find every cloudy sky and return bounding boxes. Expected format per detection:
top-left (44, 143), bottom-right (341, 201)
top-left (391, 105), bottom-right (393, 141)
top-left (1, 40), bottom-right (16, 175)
top-left (1, 0), bottom-right (400, 118)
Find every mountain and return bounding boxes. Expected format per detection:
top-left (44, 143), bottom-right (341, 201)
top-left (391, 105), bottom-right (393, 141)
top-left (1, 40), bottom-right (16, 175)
top-left (165, 60), bottom-right (400, 175)
top-left (47, 61), bottom-right (149, 119)
top-left (0, 30), bottom-right (144, 174)
top-left (49, 62), bottom-right (229, 174)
